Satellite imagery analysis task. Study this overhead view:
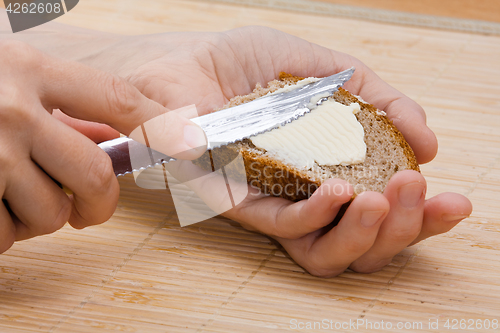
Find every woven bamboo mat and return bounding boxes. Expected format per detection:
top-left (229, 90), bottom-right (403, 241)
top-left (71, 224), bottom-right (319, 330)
top-left (1, 0), bottom-right (500, 332)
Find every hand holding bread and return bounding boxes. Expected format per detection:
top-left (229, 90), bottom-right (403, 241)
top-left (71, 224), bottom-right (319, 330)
top-left (0, 40), bottom-right (206, 253)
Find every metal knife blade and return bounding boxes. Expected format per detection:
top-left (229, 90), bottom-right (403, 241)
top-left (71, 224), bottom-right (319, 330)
top-left (99, 68), bottom-right (354, 176)
top-left (191, 67), bottom-right (354, 149)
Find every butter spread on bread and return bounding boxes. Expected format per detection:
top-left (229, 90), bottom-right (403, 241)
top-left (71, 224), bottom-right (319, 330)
top-left (250, 100), bottom-right (366, 168)
top-left (266, 77), bottom-right (320, 95)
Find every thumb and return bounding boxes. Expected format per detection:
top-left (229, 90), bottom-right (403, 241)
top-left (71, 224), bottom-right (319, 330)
top-left (40, 53), bottom-right (207, 159)
top-left (225, 27), bottom-right (437, 164)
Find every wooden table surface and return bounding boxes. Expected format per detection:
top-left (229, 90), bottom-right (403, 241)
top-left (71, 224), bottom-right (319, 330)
top-left (1, 0), bottom-right (500, 332)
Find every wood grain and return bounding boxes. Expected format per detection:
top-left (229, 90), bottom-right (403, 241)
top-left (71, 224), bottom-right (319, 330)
top-left (313, 0), bottom-right (500, 23)
top-left (1, 0), bottom-right (500, 332)
top-left (1, 0), bottom-right (500, 22)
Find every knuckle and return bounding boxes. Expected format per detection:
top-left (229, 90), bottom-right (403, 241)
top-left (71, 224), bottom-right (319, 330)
top-left (125, 72), bottom-right (152, 98)
top-left (0, 95), bottom-right (36, 127)
top-left (342, 237), bottom-right (372, 255)
top-left (0, 40), bottom-right (39, 69)
top-left (0, 45), bottom-right (40, 126)
top-left (0, 145), bottom-right (22, 176)
top-left (42, 199), bottom-right (72, 235)
top-left (390, 223), bottom-right (422, 243)
top-left (84, 152), bottom-right (116, 198)
top-left (104, 75), bottom-right (140, 119)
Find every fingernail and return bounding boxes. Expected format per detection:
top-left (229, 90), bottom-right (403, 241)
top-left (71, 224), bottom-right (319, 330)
top-left (398, 182), bottom-right (425, 209)
top-left (360, 210), bottom-right (386, 227)
top-left (184, 124), bottom-right (207, 149)
top-left (442, 214), bottom-right (469, 222)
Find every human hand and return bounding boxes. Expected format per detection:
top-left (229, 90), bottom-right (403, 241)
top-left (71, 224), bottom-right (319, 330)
top-left (0, 40), bottom-right (206, 253)
top-left (49, 26), bottom-right (472, 276)
top-left (268, 171), bottom-right (472, 277)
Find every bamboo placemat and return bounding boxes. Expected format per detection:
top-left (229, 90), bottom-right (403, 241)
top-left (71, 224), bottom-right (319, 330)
top-left (1, 0), bottom-right (500, 332)
top-left (206, 0), bottom-right (500, 35)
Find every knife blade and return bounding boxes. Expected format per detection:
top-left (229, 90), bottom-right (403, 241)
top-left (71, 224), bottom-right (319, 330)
top-left (99, 68), bottom-right (355, 176)
top-left (191, 67), bottom-right (354, 150)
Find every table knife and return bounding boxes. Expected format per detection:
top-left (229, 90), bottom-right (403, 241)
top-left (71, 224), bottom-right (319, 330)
top-left (99, 68), bottom-right (355, 176)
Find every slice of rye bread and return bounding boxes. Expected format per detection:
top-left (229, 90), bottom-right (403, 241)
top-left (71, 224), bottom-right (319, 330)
top-left (197, 72), bottom-right (419, 202)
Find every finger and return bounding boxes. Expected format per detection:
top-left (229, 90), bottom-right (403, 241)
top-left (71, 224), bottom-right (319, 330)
top-left (39, 54), bottom-right (206, 159)
top-left (227, 179), bottom-right (353, 239)
top-left (3, 159), bottom-right (71, 240)
top-left (350, 170), bottom-right (426, 273)
top-left (52, 109), bottom-right (120, 143)
top-left (0, 201), bottom-right (16, 254)
top-left (276, 191), bottom-right (389, 277)
top-left (30, 112), bottom-right (119, 230)
top-left (353, 70), bottom-right (438, 164)
top-left (411, 192), bottom-right (473, 245)
top-left (273, 179), bottom-right (353, 238)
top-left (51, 103), bottom-right (199, 144)
top-left (225, 27), bottom-right (437, 163)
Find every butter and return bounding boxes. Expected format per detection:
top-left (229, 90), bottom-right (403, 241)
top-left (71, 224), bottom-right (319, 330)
top-left (267, 77), bottom-right (321, 95)
top-left (250, 100), bottom-right (366, 168)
